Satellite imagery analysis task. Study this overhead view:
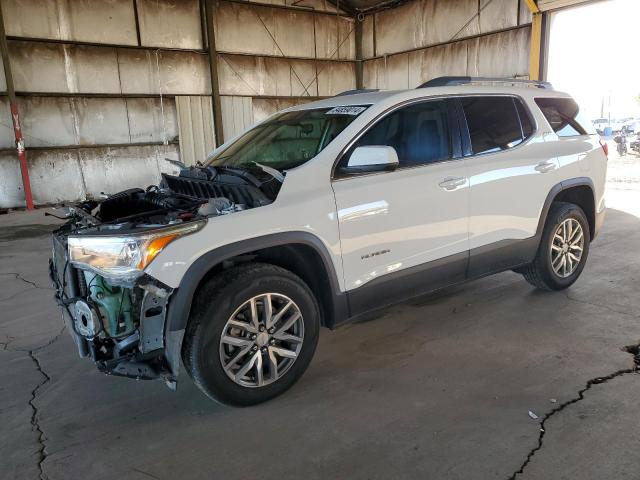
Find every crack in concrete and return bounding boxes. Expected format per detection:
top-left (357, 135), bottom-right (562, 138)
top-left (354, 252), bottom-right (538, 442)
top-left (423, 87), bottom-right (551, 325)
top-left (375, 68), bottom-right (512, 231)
top-left (28, 349), bottom-right (52, 480)
top-left (25, 325), bottom-right (65, 480)
top-left (508, 344), bottom-right (640, 480)
top-left (132, 467), bottom-right (163, 479)
top-left (2, 324), bottom-right (66, 353)
top-left (0, 272), bottom-right (51, 291)
top-left (0, 335), bottom-right (15, 351)
top-left (33, 325), bottom-right (66, 353)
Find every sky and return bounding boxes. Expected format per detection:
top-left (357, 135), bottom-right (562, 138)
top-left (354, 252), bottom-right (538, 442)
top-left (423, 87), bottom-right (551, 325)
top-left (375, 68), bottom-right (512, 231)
top-left (547, 0), bottom-right (640, 121)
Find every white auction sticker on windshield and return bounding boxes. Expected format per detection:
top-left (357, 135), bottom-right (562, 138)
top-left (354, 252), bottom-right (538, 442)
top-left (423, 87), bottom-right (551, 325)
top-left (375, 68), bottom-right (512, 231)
top-left (326, 106), bottom-right (367, 115)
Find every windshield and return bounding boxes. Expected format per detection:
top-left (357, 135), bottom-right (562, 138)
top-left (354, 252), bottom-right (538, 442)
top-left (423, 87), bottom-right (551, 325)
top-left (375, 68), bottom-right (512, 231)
top-left (207, 106), bottom-right (368, 170)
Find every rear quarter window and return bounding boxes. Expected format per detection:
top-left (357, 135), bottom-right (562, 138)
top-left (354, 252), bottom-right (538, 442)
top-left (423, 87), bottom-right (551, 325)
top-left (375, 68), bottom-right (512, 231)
top-left (534, 97), bottom-right (596, 137)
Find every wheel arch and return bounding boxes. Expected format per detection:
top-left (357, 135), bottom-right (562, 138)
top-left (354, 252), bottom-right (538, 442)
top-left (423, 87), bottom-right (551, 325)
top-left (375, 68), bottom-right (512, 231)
top-left (537, 177), bottom-right (596, 240)
top-left (165, 232), bottom-right (348, 338)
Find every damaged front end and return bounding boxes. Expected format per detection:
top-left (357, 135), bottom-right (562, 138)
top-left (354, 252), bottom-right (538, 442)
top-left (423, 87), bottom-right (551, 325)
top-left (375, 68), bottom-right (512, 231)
top-left (49, 165), bottom-right (281, 388)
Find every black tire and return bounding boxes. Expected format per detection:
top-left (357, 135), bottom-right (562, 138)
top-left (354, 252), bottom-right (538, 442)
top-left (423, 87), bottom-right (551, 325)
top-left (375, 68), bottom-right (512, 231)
top-left (520, 202), bottom-right (590, 291)
top-left (182, 263), bottom-right (320, 406)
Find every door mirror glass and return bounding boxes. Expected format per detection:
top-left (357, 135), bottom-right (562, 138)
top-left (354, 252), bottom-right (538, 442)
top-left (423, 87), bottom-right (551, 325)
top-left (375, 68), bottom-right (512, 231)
top-left (341, 146), bottom-right (399, 174)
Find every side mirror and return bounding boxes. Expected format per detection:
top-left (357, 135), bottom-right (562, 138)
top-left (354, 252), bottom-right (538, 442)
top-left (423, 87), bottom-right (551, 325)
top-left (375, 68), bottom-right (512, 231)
top-left (340, 146), bottom-right (399, 174)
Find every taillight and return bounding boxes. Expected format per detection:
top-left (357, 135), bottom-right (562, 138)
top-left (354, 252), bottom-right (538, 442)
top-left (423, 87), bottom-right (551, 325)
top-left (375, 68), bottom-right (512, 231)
top-left (599, 139), bottom-right (608, 158)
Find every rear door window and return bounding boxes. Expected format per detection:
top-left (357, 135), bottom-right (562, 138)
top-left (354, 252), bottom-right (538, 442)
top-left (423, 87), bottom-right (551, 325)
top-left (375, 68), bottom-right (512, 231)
top-left (534, 97), bottom-right (596, 137)
top-left (460, 97), bottom-right (529, 155)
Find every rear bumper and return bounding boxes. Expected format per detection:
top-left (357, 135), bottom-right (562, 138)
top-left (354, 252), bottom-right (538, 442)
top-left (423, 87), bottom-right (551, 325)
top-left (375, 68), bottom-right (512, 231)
top-left (593, 201), bottom-right (606, 239)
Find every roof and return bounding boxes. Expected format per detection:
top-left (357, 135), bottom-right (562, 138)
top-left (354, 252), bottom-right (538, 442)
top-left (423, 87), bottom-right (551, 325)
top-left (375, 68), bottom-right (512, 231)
top-left (290, 84), bottom-right (572, 112)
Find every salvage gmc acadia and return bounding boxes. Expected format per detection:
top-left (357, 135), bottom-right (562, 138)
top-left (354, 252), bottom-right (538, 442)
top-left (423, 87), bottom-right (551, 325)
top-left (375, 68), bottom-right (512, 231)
top-left (49, 77), bottom-right (607, 406)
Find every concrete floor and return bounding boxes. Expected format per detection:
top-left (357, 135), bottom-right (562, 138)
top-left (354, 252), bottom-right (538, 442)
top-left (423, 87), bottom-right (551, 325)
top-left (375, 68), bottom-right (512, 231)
top-left (1, 186), bottom-right (640, 480)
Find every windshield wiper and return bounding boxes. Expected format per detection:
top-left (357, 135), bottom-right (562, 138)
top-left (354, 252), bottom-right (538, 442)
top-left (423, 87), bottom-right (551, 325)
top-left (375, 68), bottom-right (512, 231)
top-left (213, 165), bottom-right (263, 188)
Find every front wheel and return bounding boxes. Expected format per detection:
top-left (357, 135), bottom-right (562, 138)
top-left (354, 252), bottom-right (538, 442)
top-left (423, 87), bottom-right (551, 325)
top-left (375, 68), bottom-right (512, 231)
top-left (520, 202), bottom-right (590, 291)
top-left (182, 263), bottom-right (320, 406)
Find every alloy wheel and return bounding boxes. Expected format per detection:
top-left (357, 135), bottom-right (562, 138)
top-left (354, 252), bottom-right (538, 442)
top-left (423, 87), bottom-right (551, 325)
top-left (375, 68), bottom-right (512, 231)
top-left (219, 293), bottom-right (305, 388)
top-left (550, 218), bottom-right (584, 278)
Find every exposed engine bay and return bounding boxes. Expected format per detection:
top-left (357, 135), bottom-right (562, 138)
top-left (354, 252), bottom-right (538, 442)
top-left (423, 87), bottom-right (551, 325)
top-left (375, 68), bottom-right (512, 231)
top-left (63, 164), bottom-right (281, 230)
top-left (49, 165), bottom-right (283, 386)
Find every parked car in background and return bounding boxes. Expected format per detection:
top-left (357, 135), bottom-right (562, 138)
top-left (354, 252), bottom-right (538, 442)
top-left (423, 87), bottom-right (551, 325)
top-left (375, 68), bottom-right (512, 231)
top-left (49, 77), bottom-right (608, 406)
top-left (621, 120), bottom-right (639, 135)
top-left (592, 118), bottom-right (609, 134)
top-left (612, 118), bottom-right (634, 132)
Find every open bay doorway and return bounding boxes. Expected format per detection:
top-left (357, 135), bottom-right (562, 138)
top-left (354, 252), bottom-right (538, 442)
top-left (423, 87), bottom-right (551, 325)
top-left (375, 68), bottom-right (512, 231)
top-left (547, 0), bottom-right (640, 217)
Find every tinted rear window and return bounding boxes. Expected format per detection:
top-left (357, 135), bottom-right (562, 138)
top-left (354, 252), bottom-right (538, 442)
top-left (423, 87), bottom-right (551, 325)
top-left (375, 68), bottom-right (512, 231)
top-left (461, 96), bottom-right (529, 155)
top-left (534, 97), bottom-right (596, 137)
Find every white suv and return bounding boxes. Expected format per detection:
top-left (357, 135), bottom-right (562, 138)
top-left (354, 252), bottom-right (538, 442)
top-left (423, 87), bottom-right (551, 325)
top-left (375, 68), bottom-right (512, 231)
top-left (50, 77), bottom-right (607, 405)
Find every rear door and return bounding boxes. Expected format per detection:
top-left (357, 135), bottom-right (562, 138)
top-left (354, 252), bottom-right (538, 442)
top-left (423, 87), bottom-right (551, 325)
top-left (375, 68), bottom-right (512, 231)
top-left (459, 95), bottom-right (561, 276)
top-left (332, 98), bottom-right (469, 314)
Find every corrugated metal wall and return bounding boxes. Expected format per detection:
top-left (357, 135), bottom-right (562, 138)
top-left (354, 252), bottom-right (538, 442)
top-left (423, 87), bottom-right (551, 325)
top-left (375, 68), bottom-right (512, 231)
top-left (220, 96), bottom-right (253, 141)
top-left (537, 0), bottom-right (591, 11)
top-left (0, 0), bottom-right (533, 208)
top-left (0, 0), bottom-right (355, 208)
top-left (361, 0), bottom-right (533, 89)
top-left (176, 96), bottom-right (216, 166)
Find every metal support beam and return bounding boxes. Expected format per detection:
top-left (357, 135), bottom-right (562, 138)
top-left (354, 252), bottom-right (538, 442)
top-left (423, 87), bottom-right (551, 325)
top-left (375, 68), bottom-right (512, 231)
top-left (525, 0), bottom-right (543, 80)
top-left (204, 0), bottom-right (225, 147)
top-left (529, 13), bottom-right (543, 80)
top-left (132, 0), bottom-right (142, 46)
top-left (354, 16), bottom-right (363, 89)
top-left (364, 23), bottom-right (530, 61)
top-left (0, 3), bottom-right (34, 209)
top-left (222, 0), bottom-right (353, 18)
top-left (323, 0), bottom-right (355, 16)
top-left (540, 10), bottom-right (550, 80)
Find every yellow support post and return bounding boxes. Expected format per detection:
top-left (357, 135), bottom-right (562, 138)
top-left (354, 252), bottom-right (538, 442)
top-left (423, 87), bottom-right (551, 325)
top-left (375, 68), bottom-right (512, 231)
top-left (529, 13), bottom-right (543, 80)
top-left (524, 0), bottom-right (540, 13)
top-left (525, 0), bottom-right (542, 81)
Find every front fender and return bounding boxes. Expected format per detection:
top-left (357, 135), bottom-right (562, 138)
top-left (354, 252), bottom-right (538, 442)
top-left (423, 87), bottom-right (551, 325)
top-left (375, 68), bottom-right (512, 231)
top-left (161, 232), bottom-right (346, 377)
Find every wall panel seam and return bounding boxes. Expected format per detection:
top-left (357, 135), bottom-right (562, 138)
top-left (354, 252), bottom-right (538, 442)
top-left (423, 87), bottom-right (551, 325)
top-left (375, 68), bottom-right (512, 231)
top-left (363, 23), bottom-right (531, 61)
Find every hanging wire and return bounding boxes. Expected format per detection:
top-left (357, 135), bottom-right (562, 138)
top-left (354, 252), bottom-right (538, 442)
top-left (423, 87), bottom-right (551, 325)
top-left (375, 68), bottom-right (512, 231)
top-left (252, 10), bottom-right (314, 97)
top-left (450, 0), bottom-right (496, 41)
top-left (300, 23), bottom-right (355, 94)
top-left (220, 56), bottom-right (262, 96)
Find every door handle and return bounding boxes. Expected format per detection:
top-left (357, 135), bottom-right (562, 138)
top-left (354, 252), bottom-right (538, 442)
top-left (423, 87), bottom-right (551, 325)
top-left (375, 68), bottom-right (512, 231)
top-left (535, 161), bottom-right (557, 173)
top-left (438, 176), bottom-right (467, 191)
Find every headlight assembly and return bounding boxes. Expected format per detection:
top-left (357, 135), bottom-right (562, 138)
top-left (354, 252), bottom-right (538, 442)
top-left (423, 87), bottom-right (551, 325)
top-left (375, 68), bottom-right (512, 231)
top-left (68, 220), bottom-right (205, 282)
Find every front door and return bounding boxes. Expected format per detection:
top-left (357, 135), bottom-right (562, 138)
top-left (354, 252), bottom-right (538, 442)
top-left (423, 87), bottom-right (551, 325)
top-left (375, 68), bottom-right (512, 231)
top-left (331, 99), bottom-right (469, 315)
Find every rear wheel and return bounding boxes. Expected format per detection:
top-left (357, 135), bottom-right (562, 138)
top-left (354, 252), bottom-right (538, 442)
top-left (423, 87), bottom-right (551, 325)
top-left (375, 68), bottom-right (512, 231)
top-left (520, 202), bottom-right (590, 291)
top-left (182, 263), bottom-right (320, 406)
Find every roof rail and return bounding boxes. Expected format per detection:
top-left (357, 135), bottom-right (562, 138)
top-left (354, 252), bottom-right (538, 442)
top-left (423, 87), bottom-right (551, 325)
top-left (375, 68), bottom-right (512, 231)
top-left (334, 88), bottom-right (380, 97)
top-left (417, 76), bottom-right (553, 90)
